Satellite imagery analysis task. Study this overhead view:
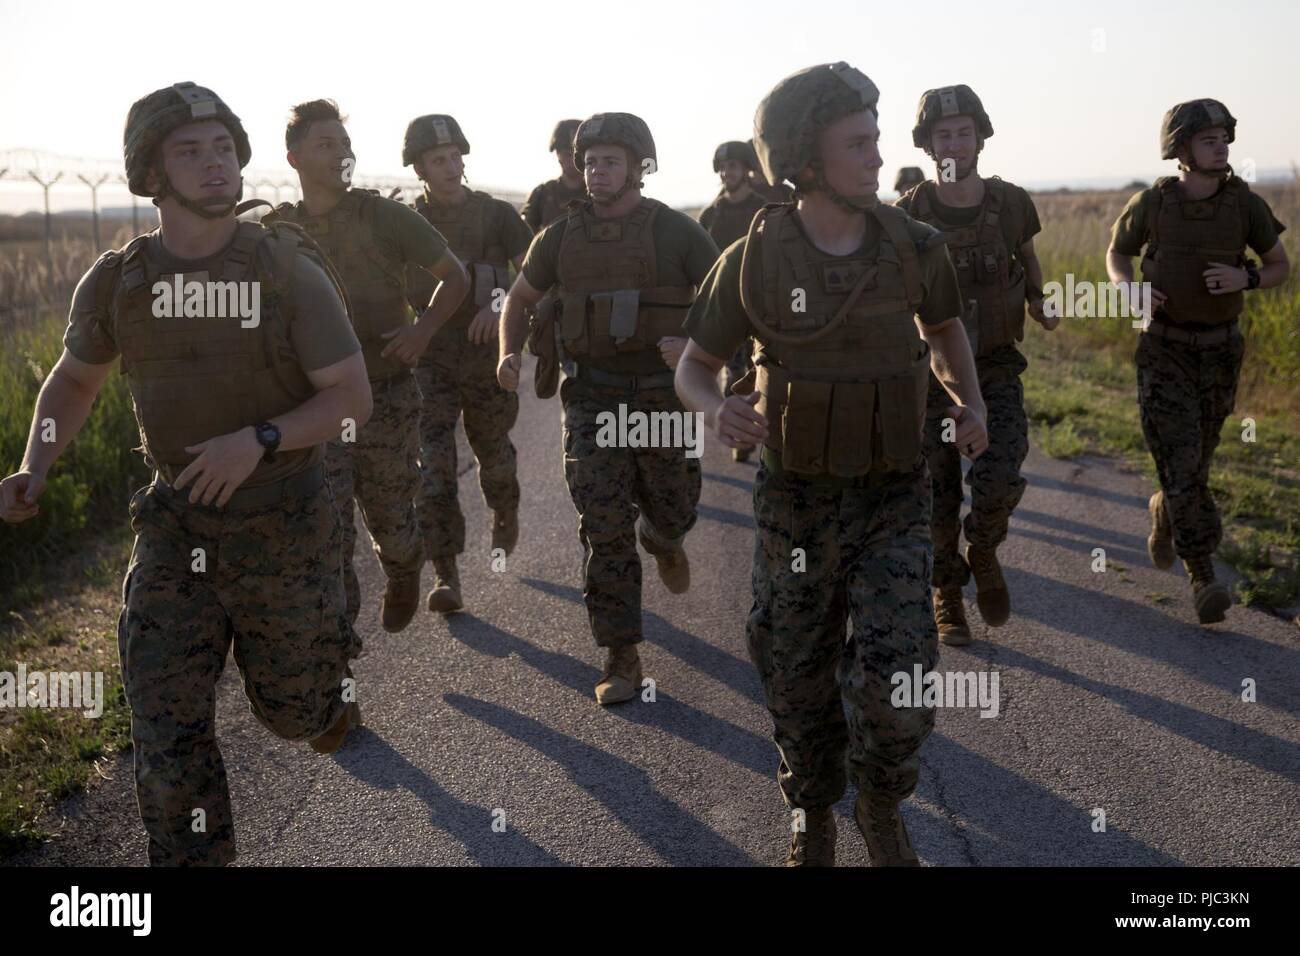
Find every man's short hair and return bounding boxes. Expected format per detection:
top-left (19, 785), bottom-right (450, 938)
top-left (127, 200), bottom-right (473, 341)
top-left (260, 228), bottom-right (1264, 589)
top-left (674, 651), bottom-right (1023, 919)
top-left (286, 99), bottom-right (347, 152)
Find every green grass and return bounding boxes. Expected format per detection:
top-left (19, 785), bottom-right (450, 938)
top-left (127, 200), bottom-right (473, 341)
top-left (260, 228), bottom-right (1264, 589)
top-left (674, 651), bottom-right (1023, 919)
top-left (0, 314), bottom-right (149, 610)
top-left (0, 674), bottom-right (132, 857)
top-left (1023, 187), bottom-right (1300, 612)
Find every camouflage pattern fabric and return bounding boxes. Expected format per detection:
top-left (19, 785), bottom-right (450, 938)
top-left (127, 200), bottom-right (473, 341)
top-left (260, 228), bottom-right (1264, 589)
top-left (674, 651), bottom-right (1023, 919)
top-left (1135, 328), bottom-right (1246, 557)
top-left (922, 344), bottom-right (1029, 589)
top-left (748, 460), bottom-right (938, 811)
top-left (117, 479), bottom-right (357, 866)
top-left (325, 374), bottom-right (424, 623)
top-left (560, 377), bottom-right (701, 646)
top-left (415, 330), bottom-right (520, 560)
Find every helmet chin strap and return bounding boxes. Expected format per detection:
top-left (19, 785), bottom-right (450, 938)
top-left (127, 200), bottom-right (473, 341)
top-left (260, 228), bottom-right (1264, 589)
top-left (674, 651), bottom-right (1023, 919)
top-left (811, 163), bottom-right (876, 213)
top-left (1179, 154), bottom-right (1233, 182)
top-left (154, 175), bottom-right (243, 220)
top-left (592, 172), bottom-right (642, 205)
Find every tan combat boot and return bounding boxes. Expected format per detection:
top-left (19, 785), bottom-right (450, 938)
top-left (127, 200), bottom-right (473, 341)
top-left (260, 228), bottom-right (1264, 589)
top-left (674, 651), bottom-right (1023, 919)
top-left (380, 567), bottom-right (421, 633)
top-left (784, 807), bottom-right (836, 867)
top-left (426, 557), bottom-right (464, 614)
top-left (934, 587), bottom-right (972, 646)
top-left (594, 644), bottom-right (643, 705)
top-left (964, 544), bottom-right (1010, 627)
top-left (1147, 491), bottom-right (1176, 570)
top-left (637, 519), bottom-right (691, 594)
top-left (492, 508), bottom-right (519, 557)
top-left (1184, 554), bottom-right (1232, 624)
top-left (310, 700), bottom-right (361, 755)
top-left (853, 792), bottom-right (920, 867)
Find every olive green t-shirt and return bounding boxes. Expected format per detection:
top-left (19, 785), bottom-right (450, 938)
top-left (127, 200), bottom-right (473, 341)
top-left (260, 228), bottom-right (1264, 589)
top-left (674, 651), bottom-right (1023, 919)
top-left (1109, 179), bottom-right (1286, 258)
top-left (522, 199), bottom-right (721, 375)
top-left (698, 189), bottom-right (769, 253)
top-left (684, 207), bottom-right (963, 363)
top-left (521, 178), bottom-right (589, 232)
top-left (895, 179), bottom-right (1042, 258)
top-left (63, 227), bottom-right (360, 487)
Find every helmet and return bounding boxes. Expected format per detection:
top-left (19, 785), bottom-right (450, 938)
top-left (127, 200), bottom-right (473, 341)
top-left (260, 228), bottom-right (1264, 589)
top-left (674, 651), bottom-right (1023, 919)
top-left (752, 62), bottom-right (879, 188)
top-left (911, 85), bottom-right (993, 151)
top-left (549, 118), bottom-right (581, 153)
top-left (123, 82), bottom-right (251, 200)
top-left (713, 140), bottom-right (760, 174)
top-left (573, 112), bottom-right (656, 169)
top-left (402, 114), bottom-right (470, 167)
top-left (1160, 99), bottom-right (1236, 160)
top-left (573, 113), bottom-right (656, 201)
top-left (894, 166), bottom-right (925, 193)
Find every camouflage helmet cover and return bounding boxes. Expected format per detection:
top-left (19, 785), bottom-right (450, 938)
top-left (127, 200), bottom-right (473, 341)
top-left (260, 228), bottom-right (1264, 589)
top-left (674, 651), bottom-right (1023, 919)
top-left (573, 113), bottom-right (657, 171)
top-left (752, 62), bottom-right (880, 187)
top-left (402, 114), bottom-right (471, 167)
top-left (713, 140), bottom-right (760, 174)
top-left (549, 118), bottom-right (582, 153)
top-left (893, 166), bottom-right (925, 192)
top-left (1160, 99), bottom-right (1237, 160)
top-left (911, 85), bottom-right (994, 150)
top-left (123, 82), bottom-right (251, 197)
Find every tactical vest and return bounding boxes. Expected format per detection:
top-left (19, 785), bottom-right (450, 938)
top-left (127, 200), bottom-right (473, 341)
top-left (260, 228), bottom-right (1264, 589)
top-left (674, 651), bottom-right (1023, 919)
top-left (537, 179), bottom-right (587, 229)
top-left (908, 178), bottom-right (1026, 357)
top-left (705, 189), bottom-right (767, 253)
top-left (1140, 175), bottom-right (1251, 326)
top-left (412, 189), bottom-right (511, 324)
top-left (552, 198), bottom-right (696, 360)
top-left (93, 222), bottom-right (319, 485)
top-left (266, 189), bottom-right (410, 379)
top-left (740, 203), bottom-right (932, 476)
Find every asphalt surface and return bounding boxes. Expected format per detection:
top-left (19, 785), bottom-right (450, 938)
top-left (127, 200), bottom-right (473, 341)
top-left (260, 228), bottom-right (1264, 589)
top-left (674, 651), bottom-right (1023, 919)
top-left (11, 356), bottom-right (1299, 867)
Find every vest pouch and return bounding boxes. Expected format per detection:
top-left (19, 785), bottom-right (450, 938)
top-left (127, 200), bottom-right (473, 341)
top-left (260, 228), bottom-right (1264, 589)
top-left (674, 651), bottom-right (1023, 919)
top-left (599, 289), bottom-right (641, 343)
top-left (471, 261), bottom-right (510, 310)
top-left (780, 379), bottom-right (833, 474)
top-left (1153, 250), bottom-right (1243, 325)
top-left (876, 353), bottom-right (928, 471)
top-left (559, 292), bottom-right (590, 355)
top-left (827, 381), bottom-right (876, 476)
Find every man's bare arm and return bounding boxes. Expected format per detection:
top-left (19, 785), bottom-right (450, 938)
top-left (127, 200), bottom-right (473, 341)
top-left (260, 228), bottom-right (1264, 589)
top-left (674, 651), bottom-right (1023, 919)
top-left (918, 316), bottom-right (988, 459)
top-left (382, 250), bottom-right (470, 365)
top-left (675, 340), bottom-right (768, 448)
top-left (496, 273), bottom-right (545, 391)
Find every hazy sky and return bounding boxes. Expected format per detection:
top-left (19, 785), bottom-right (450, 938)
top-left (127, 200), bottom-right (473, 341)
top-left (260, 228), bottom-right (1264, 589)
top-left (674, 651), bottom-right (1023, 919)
top-left (2, 0), bottom-right (1298, 213)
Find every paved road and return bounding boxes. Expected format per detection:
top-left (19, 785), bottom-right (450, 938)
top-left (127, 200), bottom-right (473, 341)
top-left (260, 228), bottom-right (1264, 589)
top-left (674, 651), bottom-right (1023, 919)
top-left (12, 357), bottom-right (1299, 866)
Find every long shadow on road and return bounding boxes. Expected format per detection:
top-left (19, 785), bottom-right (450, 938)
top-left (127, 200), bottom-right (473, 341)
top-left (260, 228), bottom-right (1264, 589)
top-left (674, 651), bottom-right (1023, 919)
top-left (444, 693), bottom-right (757, 866)
top-left (1005, 565), bottom-right (1300, 717)
top-left (445, 610), bottom-right (772, 778)
top-left (332, 728), bottom-right (566, 866)
top-left (959, 637), bottom-right (1300, 785)
top-left (915, 733), bottom-right (1184, 865)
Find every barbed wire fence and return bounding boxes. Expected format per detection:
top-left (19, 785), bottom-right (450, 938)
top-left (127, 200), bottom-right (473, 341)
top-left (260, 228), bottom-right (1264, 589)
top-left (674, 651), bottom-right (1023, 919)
top-left (0, 149), bottom-right (527, 321)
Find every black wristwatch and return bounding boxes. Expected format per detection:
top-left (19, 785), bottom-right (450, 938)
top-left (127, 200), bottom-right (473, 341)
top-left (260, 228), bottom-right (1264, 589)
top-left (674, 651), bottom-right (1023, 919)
top-left (1245, 264), bottom-right (1261, 290)
top-left (253, 422), bottom-right (281, 462)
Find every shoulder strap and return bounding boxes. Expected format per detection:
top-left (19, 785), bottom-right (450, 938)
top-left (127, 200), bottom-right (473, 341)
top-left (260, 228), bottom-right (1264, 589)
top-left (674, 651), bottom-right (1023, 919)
top-left (117, 234), bottom-right (154, 294)
top-left (1142, 181), bottom-right (1174, 250)
top-left (219, 222), bottom-right (265, 281)
top-left (92, 249), bottom-right (125, 319)
top-left (872, 204), bottom-right (924, 309)
top-left (1227, 176), bottom-right (1252, 244)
